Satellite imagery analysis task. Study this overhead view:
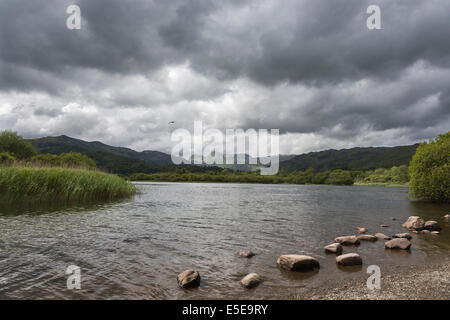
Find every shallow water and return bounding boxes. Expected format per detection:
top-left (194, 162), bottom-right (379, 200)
top-left (0, 183), bottom-right (449, 299)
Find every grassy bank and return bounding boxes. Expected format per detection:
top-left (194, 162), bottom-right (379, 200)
top-left (0, 167), bottom-right (136, 204)
top-left (354, 182), bottom-right (409, 188)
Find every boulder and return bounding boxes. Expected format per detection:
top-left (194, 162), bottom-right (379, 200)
top-left (385, 238), bottom-right (411, 250)
top-left (336, 253), bottom-right (362, 266)
top-left (177, 269), bottom-right (201, 288)
top-left (392, 233), bottom-right (412, 240)
top-left (402, 216), bottom-right (425, 231)
top-left (237, 250), bottom-right (255, 258)
top-left (239, 273), bottom-right (262, 288)
top-left (375, 233), bottom-right (391, 240)
top-left (324, 243), bottom-right (343, 254)
top-left (424, 221), bottom-right (441, 231)
top-left (334, 236), bottom-right (360, 245)
top-left (356, 234), bottom-right (378, 242)
top-left (356, 227), bottom-right (368, 234)
top-left (277, 255), bottom-right (320, 271)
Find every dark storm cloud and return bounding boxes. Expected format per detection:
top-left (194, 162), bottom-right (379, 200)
top-left (0, 0), bottom-right (449, 152)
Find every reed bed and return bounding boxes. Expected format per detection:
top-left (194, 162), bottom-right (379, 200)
top-left (0, 166), bottom-right (136, 204)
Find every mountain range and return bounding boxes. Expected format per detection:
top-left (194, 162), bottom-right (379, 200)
top-left (30, 135), bottom-right (418, 175)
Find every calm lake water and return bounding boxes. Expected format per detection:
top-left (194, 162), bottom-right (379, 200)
top-left (0, 183), bottom-right (449, 299)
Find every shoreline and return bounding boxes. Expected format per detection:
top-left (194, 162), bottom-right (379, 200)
top-left (293, 259), bottom-right (450, 300)
top-left (133, 180), bottom-right (410, 188)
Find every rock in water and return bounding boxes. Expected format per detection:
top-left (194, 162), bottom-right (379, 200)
top-left (277, 255), bottom-right (320, 271)
top-left (239, 273), bottom-right (262, 288)
top-left (336, 253), bottom-right (362, 266)
top-left (444, 214), bottom-right (450, 219)
top-left (356, 234), bottom-right (378, 242)
top-left (237, 250), bottom-right (255, 258)
top-left (424, 221), bottom-right (441, 231)
top-left (177, 270), bottom-right (201, 288)
top-left (380, 224), bottom-right (389, 228)
top-left (402, 216), bottom-right (425, 231)
top-left (324, 243), bottom-right (343, 254)
top-left (392, 233), bottom-right (412, 240)
top-left (375, 233), bottom-right (391, 240)
top-left (334, 236), bottom-right (360, 245)
top-left (431, 231), bottom-right (440, 235)
top-left (356, 227), bottom-right (368, 234)
top-left (385, 238), bottom-right (411, 250)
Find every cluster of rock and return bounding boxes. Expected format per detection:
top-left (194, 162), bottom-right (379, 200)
top-left (402, 216), bottom-right (441, 232)
top-left (176, 214), bottom-right (447, 289)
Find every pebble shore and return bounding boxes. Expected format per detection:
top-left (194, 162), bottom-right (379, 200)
top-left (294, 259), bottom-right (450, 300)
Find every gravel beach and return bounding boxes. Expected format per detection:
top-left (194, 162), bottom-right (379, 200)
top-left (293, 259), bottom-right (450, 300)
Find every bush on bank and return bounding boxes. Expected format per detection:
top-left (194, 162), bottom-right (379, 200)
top-left (409, 131), bottom-right (450, 203)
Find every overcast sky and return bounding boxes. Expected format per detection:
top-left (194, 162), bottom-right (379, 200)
top-left (0, 0), bottom-right (449, 154)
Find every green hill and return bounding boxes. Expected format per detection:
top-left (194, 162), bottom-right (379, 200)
top-left (280, 144), bottom-right (419, 172)
top-left (30, 135), bottom-right (171, 175)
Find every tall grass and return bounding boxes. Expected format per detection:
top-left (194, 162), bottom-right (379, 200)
top-left (0, 167), bottom-right (136, 204)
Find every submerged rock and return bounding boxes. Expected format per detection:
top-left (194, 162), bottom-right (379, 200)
top-left (177, 269), bottom-right (201, 288)
top-left (357, 234), bottom-right (377, 242)
top-left (375, 233), bottom-right (391, 240)
top-left (277, 255), bottom-right (320, 271)
top-left (324, 243), bottom-right (343, 254)
top-left (239, 273), bottom-right (262, 288)
top-left (431, 231), bottom-right (440, 235)
top-left (380, 224), bottom-right (389, 228)
top-left (237, 250), bottom-right (255, 258)
top-left (356, 227), bottom-right (368, 234)
top-left (385, 238), bottom-right (411, 250)
top-left (444, 214), bottom-right (450, 219)
top-left (402, 216), bottom-right (425, 231)
top-left (392, 233), bottom-right (412, 240)
top-left (424, 221), bottom-right (441, 231)
top-left (336, 253), bottom-right (362, 266)
top-left (334, 236), bottom-right (360, 245)
top-left (422, 230), bottom-right (431, 234)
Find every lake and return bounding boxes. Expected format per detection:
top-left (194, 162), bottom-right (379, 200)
top-left (0, 183), bottom-right (449, 299)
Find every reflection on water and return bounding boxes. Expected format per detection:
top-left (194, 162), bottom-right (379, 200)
top-left (0, 183), bottom-right (449, 299)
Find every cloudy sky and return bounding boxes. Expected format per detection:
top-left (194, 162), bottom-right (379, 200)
top-left (0, 0), bottom-right (449, 154)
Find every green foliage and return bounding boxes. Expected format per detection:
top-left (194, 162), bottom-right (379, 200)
top-left (30, 152), bottom-right (97, 169)
top-left (0, 167), bottom-right (136, 204)
top-left (0, 131), bottom-right (37, 159)
top-left (409, 132), bottom-right (450, 202)
top-left (355, 165), bottom-right (409, 185)
top-left (0, 152), bottom-right (16, 165)
top-left (325, 169), bottom-right (354, 185)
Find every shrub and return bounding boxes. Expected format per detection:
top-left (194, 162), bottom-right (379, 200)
top-left (409, 131), bottom-right (450, 202)
top-left (0, 131), bottom-right (37, 159)
top-left (0, 152), bottom-right (16, 165)
top-left (30, 152), bottom-right (97, 169)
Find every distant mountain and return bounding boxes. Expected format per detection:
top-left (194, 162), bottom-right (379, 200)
top-left (280, 144), bottom-right (419, 172)
top-left (30, 135), bottom-right (172, 175)
top-left (194, 153), bottom-right (297, 171)
top-left (30, 135), bottom-right (420, 175)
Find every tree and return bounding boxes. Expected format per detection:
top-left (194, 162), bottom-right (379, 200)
top-left (0, 152), bottom-right (15, 165)
top-left (409, 131), bottom-right (450, 202)
top-left (0, 131), bottom-right (37, 159)
top-left (325, 169), bottom-right (354, 185)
